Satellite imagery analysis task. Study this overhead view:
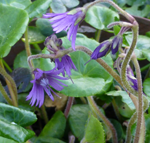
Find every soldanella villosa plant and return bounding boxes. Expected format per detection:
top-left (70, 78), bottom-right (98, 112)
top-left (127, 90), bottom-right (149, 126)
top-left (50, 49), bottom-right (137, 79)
top-left (0, 0), bottom-right (150, 143)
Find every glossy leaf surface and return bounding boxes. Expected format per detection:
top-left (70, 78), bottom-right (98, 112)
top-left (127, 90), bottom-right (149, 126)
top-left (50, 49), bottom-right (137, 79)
top-left (0, 4), bottom-right (28, 58)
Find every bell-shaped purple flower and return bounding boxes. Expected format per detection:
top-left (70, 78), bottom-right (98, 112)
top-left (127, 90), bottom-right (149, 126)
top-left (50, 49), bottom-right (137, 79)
top-left (43, 8), bottom-right (86, 51)
top-left (85, 41), bottom-right (112, 64)
top-left (26, 68), bottom-right (68, 107)
top-left (55, 55), bottom-right (77, 77)
top-left (111, 27), bottom-right (129, 54)
top-left (111, 35), bottom-right (123, 55)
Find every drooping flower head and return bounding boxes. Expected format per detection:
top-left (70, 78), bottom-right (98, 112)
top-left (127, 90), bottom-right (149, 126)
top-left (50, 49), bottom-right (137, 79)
top-left (55, 55), bottom-right (77, 77)
top-left (26, 68), bottom-right (68, 107)
top-left (44, 34), bottom-right (63, 53)
top-left (43, 8), bottom-right (86, 50)
top-left (44, 34), bottom-right (77, 78)
top-left (111, 27), bottom-right (129, 55)
top-left (85, 40), bottom-right (112, 64)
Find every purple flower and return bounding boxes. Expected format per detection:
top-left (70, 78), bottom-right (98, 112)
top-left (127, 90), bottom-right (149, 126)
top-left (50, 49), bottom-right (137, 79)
top-left (26, 68), bottom-right (68, 107)
top-left (85, 41), bottom-right (112, 64)
top-left (44, 34), bottom-right (63, 52)
top-left (43, 8), bottom-right (86, 50)
top-left (126, 66), bottom-right (138, 91)
top-left (111, 35), bottom-right (122, 54)
top-left (111, 27), bottom-right (129, 55)
top-left (55, 55), bottom-right (77, 77)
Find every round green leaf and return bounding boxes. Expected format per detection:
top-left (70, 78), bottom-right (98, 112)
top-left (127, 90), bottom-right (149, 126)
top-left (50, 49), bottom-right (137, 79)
top-left (39, 111), bottom-right (66, 139)
top-left (58, 35), bottom-right (113, 97)
top-left (13, 50), bottom-right (41, 69)
top-left (0, 0), bottom-right (31, 9)
top-left (143, 78), bottom-right (150, 101)
top-left (0, 119), bottom-right (35, 142)
top-left (25, 0), bottom-right (52, 18)
top-left (36, 18), bottom-right (67, 37)
top-left (22, 26), bottom-right (46, 44)
top-left (0, 4), bottom-right (29, 58)
top-left (125, 35), bottom-right (150, 60)
top-left (84, 115), bottom-right (105, 143)
top-left (68, 104), bottom-right (90, 141)
top-left (85, 6), bottom-right (119, 30)
top-left (0, 103), bottom-right (37, 126)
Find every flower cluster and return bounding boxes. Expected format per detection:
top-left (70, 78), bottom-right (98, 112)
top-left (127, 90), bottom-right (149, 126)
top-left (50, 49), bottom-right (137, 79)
top-left (86, 27), bottom-right (129, 64)
top-left (27, 34), bottom-right (77, 107)
top-left (43, 8), bottom-right (86, 51)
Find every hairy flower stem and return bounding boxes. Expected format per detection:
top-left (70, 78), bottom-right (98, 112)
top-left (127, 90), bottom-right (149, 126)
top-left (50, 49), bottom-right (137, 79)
top-left (24, 27), bottom-right (34, 68)
top-left (132, 56), bottom-right (144, 143)
top-left (40, 105), bottom-right (49, 124)
top-left (64, 97), bottom-right (74, 118)
top-left (87, 96), bottom-right (118, 143)
top-left (0, 60), bottom-right (18, 107)
top-left (0, 82), bottom-right (13, 105)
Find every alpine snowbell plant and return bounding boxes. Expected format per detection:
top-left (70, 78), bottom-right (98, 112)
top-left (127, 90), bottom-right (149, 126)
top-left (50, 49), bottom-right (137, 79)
top-left (0, 0), bottom-right (149, 143)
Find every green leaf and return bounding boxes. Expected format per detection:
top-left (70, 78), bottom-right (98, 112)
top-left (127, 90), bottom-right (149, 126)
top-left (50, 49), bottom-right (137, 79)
top-left (0, 136), bottom-right (17, 143)
top-left (125, 34), bottom-right (150, 60)
top-left (113, 0), bottom-right (126, 7)
top-left (22, 26), bottom-right (46, 44)
top-left (25, 0), bottom-right (52, 18)
top-left (13, 50), bottom-right (41, 69)
top-left (0, 4), bottom-right (28, 58)
top-left (106, 90), bottom-right (135, 118)
top-left (59, 35), bottom-right (113, 97)
top-left (0, 119), bottom-right (35, 142)
top-left (0, 103), bottom-right (37, 126)
top-left (36, 18), bottom-right (67, 37)
top-left (125, 5), bottom-right (150, 17)
top-left (50, 0), bottom-right (66, 13)
top-left (85, 6), bottom-right (119, 30)
top-left (68, 104), bottom-right (90, 141)
top-left (145, 114), bottom-right (150, 143)
top-left (39, 111), bottom-right (66, 139)
top-left (143, 78), bottom-right (150, 101)
top-left (50, 0), bottom-right (79, 13)
top-left (61, 0), bottom-right (79, 8)
top-left (0, 0), bottom-right (31, 9)
top-left (18, 93), bottom-right (36, 111)
top-left (83, 115), bottom-right (105, 143)
top-left (35, 137), bottom-right (66, 143)
top-left (106, 90), bottom-right (135, 110)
